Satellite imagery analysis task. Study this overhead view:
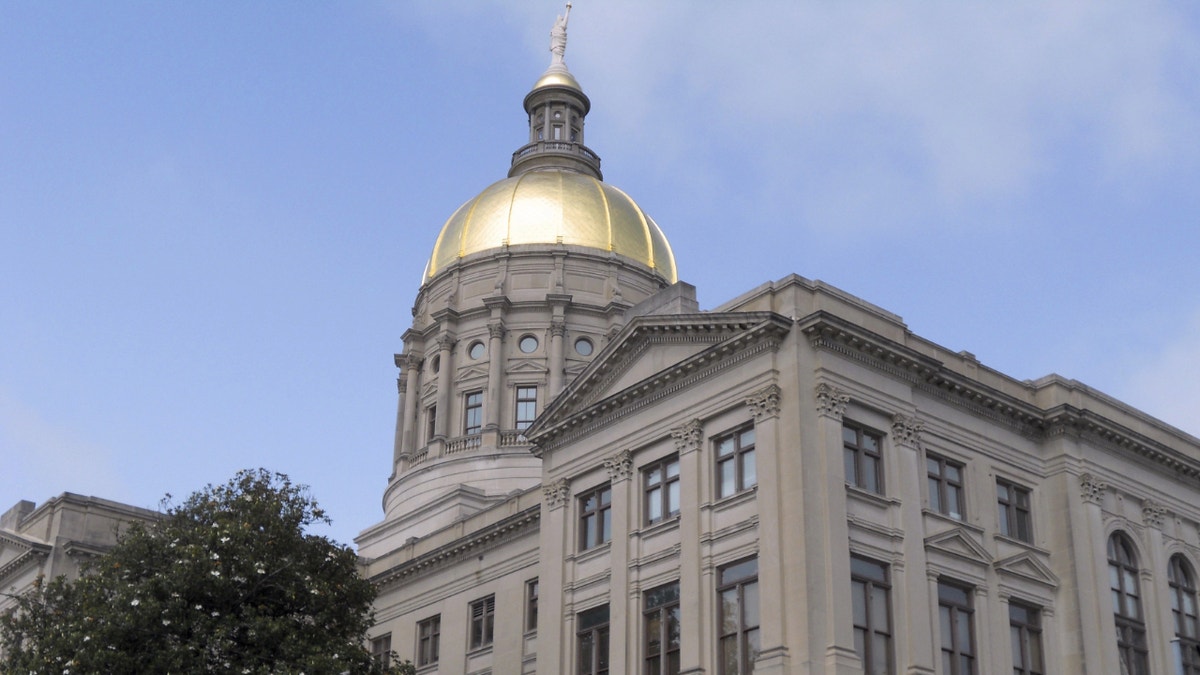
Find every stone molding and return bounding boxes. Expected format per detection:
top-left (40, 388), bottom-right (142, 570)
top-left (1079, 473), bottom-right (1107, 505)
top-left (550, 319), bottom-right (567, 338)
top-left (671, 419), bottom-right (704, 455)
top-left (487, 322), bottom-right (506, 340)
top-left (543, 478), bottom-right (571, 509)
top-left (1142, 499), bottom-right (1167, 529)
top-left (815, 383), bottom-right (850, 420)
top-left (891, 414), bottom-right (924, 449)
top-left (437, 334), bottom-right (457, 351)
top-left (605, 449), bottom-right (634, 482)
top-left (746, 385), bottom-right (782, 422)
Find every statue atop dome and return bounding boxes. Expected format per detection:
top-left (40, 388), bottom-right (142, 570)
top-left (550, 2), bottom-right (572, 68)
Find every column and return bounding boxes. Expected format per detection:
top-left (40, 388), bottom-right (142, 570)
top-left (549, 319), bottom-right (566, 397)
top-left (392, 375), bottom-right (405, 466)
top-left (398, 354), bottom-right (421, 457)
top-left (485, 321), bottom-right (505, 431)
top-left (538, 478), bottom-right (572, 675)
top-left (671, 419), bottom-right (707, 675)
top-left (603, 449), bottom-right (634, 675)
top-left (1141, 499), bottom-right (1172, 675)
top-left (434, 334), bottom-right (455, 442)
top-left (890, 413), bottom-right (937, 675)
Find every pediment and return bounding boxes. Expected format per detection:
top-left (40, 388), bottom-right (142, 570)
top-left (528, 311), bottom-right (791, 449)
top-left (455, 364), bottom-right (490, 381)
top-left (0, 532), bottom-right (50, 585)
top-left (507, 359), bottom-right (550, 375)
top-left (925, 527), bottom-right (993, 566)
top-left (995, 551), bottom-right (1059, 588)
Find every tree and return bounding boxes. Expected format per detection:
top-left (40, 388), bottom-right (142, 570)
top-left (1, 469), bottom-right (413, 674)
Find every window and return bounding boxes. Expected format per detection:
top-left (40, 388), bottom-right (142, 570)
top-left (716, 426), bottom-right (756, 499)
top-left (516, 386), bottom-right (538, 431)
top-left (927, 454), bottom-right (965, 520)
top-left (426, 405), bottom-right (437, 442)
top-left (937, 581), bottom-right (975, 675)
top-left (520, 335), bottom-right (539, 353)
top-left (577, 605), bottom-right (610, 675)
top-left (997, 480), bottom-right (1033, 543)
top-left (1109, 532), bottom-right (1148, 675)
top-left (464, 391), bottom-right (483, 435)
top-left (1009, 601), bottom-right (1044, 675)
top-left (644, 455), bottom-right (680, 525)
top-left (417, 615), bottom-right (440, 667)
top-left (468, 341), bottom-right (485, 359)
top-left (469, 595), bottom-right (495, 649)
top-left (644, 582), bottom-right (681, 675)
top-left (575, 337), bottom-right (594, 356)
top-left (718, 558), bottom-right (760, 675)
top-left (850, 556), bottom-right (892, 675)
top-left (526, 578), bottom-right (539, 632)
top-left (579, 485), bottom-right (612, 550)
top-left (1170, 554), bottom-right (1200, 675)
top-left (370, 633), bottom-right (391, 668)
top-left (843, 423), bottom-right (883, 494)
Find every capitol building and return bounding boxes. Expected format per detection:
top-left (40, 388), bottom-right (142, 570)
top-left (6, 11), bottom-right (1200, 675)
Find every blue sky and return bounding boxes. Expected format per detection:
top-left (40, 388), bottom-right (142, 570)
top-left (3, 2), bottom-right (1199, 546)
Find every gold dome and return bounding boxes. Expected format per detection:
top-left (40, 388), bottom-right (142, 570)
top-left (531, 68), bottom-right (583, 92)
top-left (425, 171), bottom-right (677, 283)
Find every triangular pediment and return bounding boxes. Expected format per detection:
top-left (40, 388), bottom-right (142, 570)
top-left (0, 531), bottom-right (50, 585)
top-left (528, 311), bottom-right (791, 449)
top-left (995, 551), bottom-right (1059, 588)
top-left (507, 359), bottom-right (550, 375)
top-left (455, 364), bottom-right (490, 381)
top-left (925, 527), bottom-right (993, 566)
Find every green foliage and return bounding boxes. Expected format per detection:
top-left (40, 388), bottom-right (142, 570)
top-left (1, 469), bottom-right (412, 674)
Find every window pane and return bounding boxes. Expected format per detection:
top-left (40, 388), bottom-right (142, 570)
top-left (743, 449), bottom-right (756, 488)
top-left (845, 448), bottom-right (858, 482)
top-left (648, 489), bottom-right (663, 522)
top-left (740, 428), bottom-right (755, 446)
top-left (869, 585), bottom-right (888, 629)
top-left (852, 580), bottom-right (867, 626)
top-left (863, 455), bottom-right (879, 493)
top-left (720, 460), bottom-right (735, 497)
top-left (667, 482), bottom-right (680, 515)
top-left (743, 581), bottom-right (760, 626)
top-left (871, 633), bottom-right (890, 674)
top-left (929, 478), bottom-right (942, 512)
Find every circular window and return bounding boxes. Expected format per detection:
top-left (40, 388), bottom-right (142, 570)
top-left (574, 337), bottom-right (594, 356)
top-left (430, 355), bottom-right (440, 373)
top-left (468, 341), bottom-right (485, 360)
top-left (519, 335), bottom-right (539, 354)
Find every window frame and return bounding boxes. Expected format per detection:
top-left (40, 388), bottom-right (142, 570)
top-left (417, 614), bottom-right (441, 667)
top-left (717, 557), bottom-right (760, 675)
top-left (463, 390), bottom-right (483, 435)
top-left (426, 404), bottom-right (437, 442)
top-left (644, 581), bottom-right (681, 675)
top-left (1009, 600), bottom-right (1044, 675)
top-left (926, 453), bottom-right (966, 520)
top-left (469, 594), bottom-right (495, 650)
top-left (850, 555), bottom-right (893, 674)
top-left (1109, 532), bottom-right (1149, 675)
top-left (515, 385), bottom-right (538, 431)
top-left (715, 425), bottom-right (757, 499)
top-left (526, 578), bottom-right (539, 633)
top-left (937, 580), bottom-right (976, 675)
top-left (370, 633), bottom-right (392, 668)
top-left (1171, 554), bottom-right (1200, 675)
top-left (578, 484), bottom-right (613, 551)
top-left (843, 422), bottom-right (884, 494)
top-left (643, 454), bottom-right (681, 525)
top-left (577, 604), bottom-right (610, 675)
top-left (996, 479), bottom-right (1033, 543)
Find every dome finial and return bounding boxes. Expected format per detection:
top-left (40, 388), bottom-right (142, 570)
top-left (549, 2), bottom-right (572, 70)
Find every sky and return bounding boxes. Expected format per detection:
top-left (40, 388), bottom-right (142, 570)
top-left (2, 2), bottom-right (1199, 547)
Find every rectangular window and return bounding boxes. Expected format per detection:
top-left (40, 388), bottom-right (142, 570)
top-left (937, 581), bottom-right (976, 675)
top-left (426, 405), bottom-right (437, 442)
top-left (843, 423), bottom-right (884, 494)
top-left (464, 391), bottom-right (483, 435)
top-left (579, 484), bottom-right (612, 551)
top-left (370, 633), bottom-right (391, 668)
top-left (577, 605), bottom-right (610, 675)
top-left (469, 594), bottom-right (495, 649)
top-left (927, 454), bottom-right (966, 520)
top-left (997, 480), bottom-right (1033, 543)
top-left (1009, 601), bottom-right (1044, 675)
top-left (515, 385), bottom-right (538, 431)
top-left (644, 581), bottom-right (681, 675)
top-left (644, 455), bottom-right (681, 525)
top-left (526, 578), bottom-right (539, 632)
top-left (850, 555), bottom-right (893, 675)
top-left (718, 558), bottom-right (760, 675)
top-left (417, 615), bottom-right (441, 667)
top-left (716, 426), bottom-right (757, 499)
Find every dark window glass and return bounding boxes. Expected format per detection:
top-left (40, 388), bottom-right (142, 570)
top-left (1009, 601), bottom-right (1044, 675)
top-left (1170, 555), bottom-right (1200, 675)
top-left (718, 558), bottom-right (760, 674)
top-left (843, 423), bottom-right (884, 494)
top-left (938, 581), bottom-right (975, 675)
top-left (579, 485), bottom-right (612, 551)
top-left (370, 633), bottom-right (391, 668)
top-left (417, 615), bottom-right (440, 666)
top-left (469, 594), bottom-right (495, 649)
top-left (1108, 533), bottom-right (1148, 675)
top-left (644, 582), bottom-right (681, 675)
top-left (927, 454), bottom-right (965, 520)
top-left (464, 391), bottom-right (483, 435)
top-left (716, 426), bottom-right (756, 498)
top-left (578, 605), bottom-right (610, 675)
top-left (644, 455), bottom-right (681, 525)
top-left (426, 405), bottom-right (437, 442)
top-left (516, 386), bottom-right (538, 431)
top-left (851, 556), bottom-right (893, 675)
top-left (526, 578), bottom-right (539, 632)
top-left (997, 480), bottom-right (1033, 542)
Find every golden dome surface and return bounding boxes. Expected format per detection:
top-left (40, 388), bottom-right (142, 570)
top-left (425, 171), bottom-right (676, 284)
top-left (531, 68), bottom-right (583, 92)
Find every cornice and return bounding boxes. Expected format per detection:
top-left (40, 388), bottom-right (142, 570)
top-left (0, 535), bottom-right (51, 585)
top-left (1045, 406), bottom-right (1200, 484)
top-left (367, 505), bottom-right (540, 590)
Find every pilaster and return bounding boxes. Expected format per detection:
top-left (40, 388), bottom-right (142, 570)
top-left (890, 412), bottom-right (936, 674)
top-left (672, 418), bottom-right (706, 675)
top-left (606, 449), bottom-right (633, 675)
top-left (746, 384), bottom-right (791, 674)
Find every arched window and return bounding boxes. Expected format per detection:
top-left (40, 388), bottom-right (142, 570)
top-left (1108, 532), bottom-right (1148, 675)
top-left (1169, 554), bottom-right (1200, 675)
